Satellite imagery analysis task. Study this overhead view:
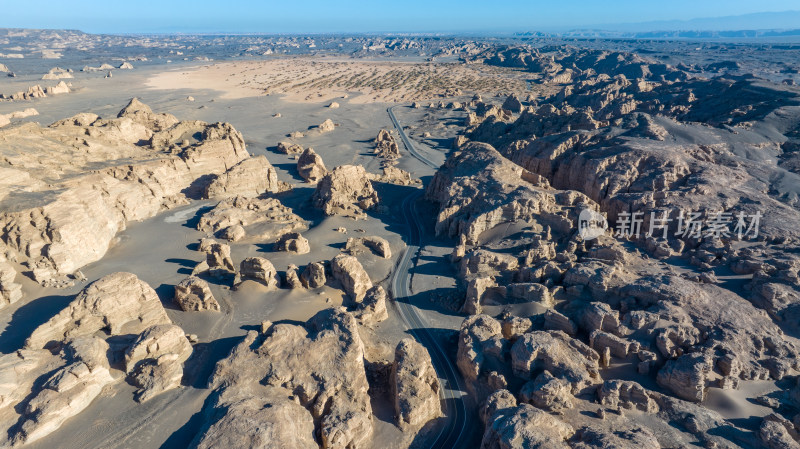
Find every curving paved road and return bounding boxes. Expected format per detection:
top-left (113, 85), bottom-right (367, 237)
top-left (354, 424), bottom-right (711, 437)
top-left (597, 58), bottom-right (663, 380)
top-left (387, 106), bottom-right (471, 448)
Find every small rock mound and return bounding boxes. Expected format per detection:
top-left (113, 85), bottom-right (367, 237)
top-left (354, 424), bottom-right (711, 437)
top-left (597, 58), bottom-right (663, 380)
top-left (374, 129), bottom-right (400, 159)
top-left (274, 232), bottom-right (310, 254)
top-left (276, 141), bottom-right (303, 154)
top-left (173, 276), bottom-right (220, 312)
top-left (297, 147), bottom-right (328, 183)
top-left (331, 254), bottom-right (372, 304)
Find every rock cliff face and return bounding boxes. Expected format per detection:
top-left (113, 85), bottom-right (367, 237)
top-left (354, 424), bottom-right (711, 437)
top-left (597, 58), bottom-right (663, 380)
top-left (426, 141), bottom-right (592, 245)
top-left (374, 129), bottom-right (400, 159)
top-left (174, 276), bottom-right (220, 312)
top-left (203, 155), bottom-right (281, 198)
top-left (331, 254), bottom-right (373, 304)
top-left (0, 99), bottom-right (252, 284)
top-left (194, 308), bottom-right (373, 449)
top-left (198, 196), bottom-right (306, 242)
top-left (1, 273), bottom-right (192, 445)
top-left (313, 165), bottom-right (380, 219)
top-left (391, 338), bottom-right (442, 430)
top-left (25, 272), bottom-right (171, 349)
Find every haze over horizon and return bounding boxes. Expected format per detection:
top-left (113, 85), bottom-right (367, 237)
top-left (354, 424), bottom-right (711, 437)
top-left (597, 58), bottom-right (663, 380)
top-left (2, 0), bottom-right (800, 34)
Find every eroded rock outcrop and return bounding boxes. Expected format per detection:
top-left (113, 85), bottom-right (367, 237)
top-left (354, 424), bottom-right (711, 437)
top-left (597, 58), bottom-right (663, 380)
top-left (0, 100), bottom-right (250, 284)
top-left (198, 196), bottom-right (306, 241)
top-left (313, 165), bottom-right (379, 219)
top-left (203, 155), bottom-right (281, 198)
top-left (239, 257), bottom-right (279, 289)
top-left (345, 236), bottom-right (392, 259)
top-left (352, 285), bottom-right (388, 325)
top-left (480, 390), bottom-right (574, 449)
top-left (297, 147), bottom-right (328, 183)
top-left (173, 276), bottom-right (220, 312)
top-left (331, 254), bottom-right (373, 304)
top-left (426, 142), bottom-right (588, 245)
top-left (26, 272), bottom-right (171, 349)
top-left (274, 232), bottom-right (310, 254)
top-left (194, 308), bottom-right (373, 449)
top-left (391, 338), bottom-right (441, 430)
top-left (374, 129), bottom-right (400, 159)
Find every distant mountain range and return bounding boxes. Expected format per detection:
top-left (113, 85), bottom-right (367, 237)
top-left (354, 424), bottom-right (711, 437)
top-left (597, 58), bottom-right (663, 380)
top-left (518, 10), bottom-right (800, 39)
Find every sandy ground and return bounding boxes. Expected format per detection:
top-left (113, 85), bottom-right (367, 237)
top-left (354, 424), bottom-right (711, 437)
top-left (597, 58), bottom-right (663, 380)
top-left (0, 62), bottom-right (476, 448)
top-left (144, 57), bottom-right (535, 104)
top-left (1, 55), bottom-right (785, 448)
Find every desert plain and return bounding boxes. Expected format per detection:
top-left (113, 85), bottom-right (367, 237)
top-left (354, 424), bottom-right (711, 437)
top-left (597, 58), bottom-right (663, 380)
top-left (0, 28), bottom-right (800, 449)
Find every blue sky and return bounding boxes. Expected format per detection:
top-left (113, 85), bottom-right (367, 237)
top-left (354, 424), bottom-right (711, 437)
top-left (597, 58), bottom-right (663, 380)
top-left (2, 0), bottom-right (799, 33)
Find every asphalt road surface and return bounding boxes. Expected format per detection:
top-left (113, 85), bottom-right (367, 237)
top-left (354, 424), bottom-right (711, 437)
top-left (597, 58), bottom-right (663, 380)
top-left (388, 105), bottom-right (471, 448)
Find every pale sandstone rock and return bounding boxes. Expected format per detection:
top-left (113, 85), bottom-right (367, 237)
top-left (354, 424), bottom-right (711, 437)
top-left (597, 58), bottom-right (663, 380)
top-left (18, 358), bottom-right (114, 445)
top-left (510, 331), bottom-right (600, 393)
top-left (590, 330), bottom-right (638, 359)
top-left (239, 257), bottom-right (279, 289)
top-left (129, 354), bottom-right (184, 403)
top-left (197, 196), bottom-right (306, 241)
top-left (206, 242), bottom-right (236, 275)
top-left (297, 147), bottom-right (328, 183)
top-left (480, 389), bottom-right (517, 425)
top-left (124, 324), bottom-right (192, 373)
top-left (345, 235), bottom-right (391, 259)
top-left (463, 277), bottom-right (496, 315)
top-left (11, 337), bottom-right (113, 445)
top-left (374, 129), bottom-right (400, 159)
top-left (312, 165), bottom-right (379, 219)
top-left (656, 353), bottom-right (713, 402)
top-left (368, 165), bottom-right (421, 186)
top-left (391, 338), bottom-right (442, 430)
top-left (501, 316), bottom-right (533, 341)
top-left (118, 97), bottom-right (179, 131)
top-left (543, 309), bottom-right (577, 335)
top-left (0, 246), bottom-right (22, 308)
top-left (197, 308), bottom-right (373, 449)
top-left (570, 426), bottom-right (661, 449)
top-left (759, 414), bottom-right (800, 449)
top-left (506, 283), bottom-right (552, 306)
top-left (502, 94), bottom-right (523, 113)
top-left (0, 350), bottom-right (57, 411)
top-left (579, 302), bottom-right (621, 334)
top-left (597, 380), bottom-right (659, 413)
top-left (0, 100), bottom-right (250, 283)
top-left (352, 285), bottom-right (388, 325)
top-left (426, 141), bottom-right (591, 245)
top-left (275, 232), bottom-right (310, 254)
top-left (204, 155), bottom-right (280, 198)
top-left (316, 118), bottom-right (335, 133)
top-left (520, 370), bottom-right (573, 412)
top-left (331, 254), bottom-right (373, 304)
top-left (457, 315), bottom-right (508, 398)
top-left (481, 401), bottom-right (574, 449)
top-left (25, 272), bottom-right (171, 349)
top-left (460, 249), bottom-right (519, 279)
top-left (220, 224), bottom-right (245, 242)
top-left (194, 394), bottom-right (317, 449)
top-left (45, 80), bottom-right (70, 95)
top-left (173, 276), bottom-right (220, 312)
top-left (301, 261), bottom-right (327, 289)
top-left (284, 264), bottom-right (304, 289)
top-left (277, 141), bottom-right (303, 154)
